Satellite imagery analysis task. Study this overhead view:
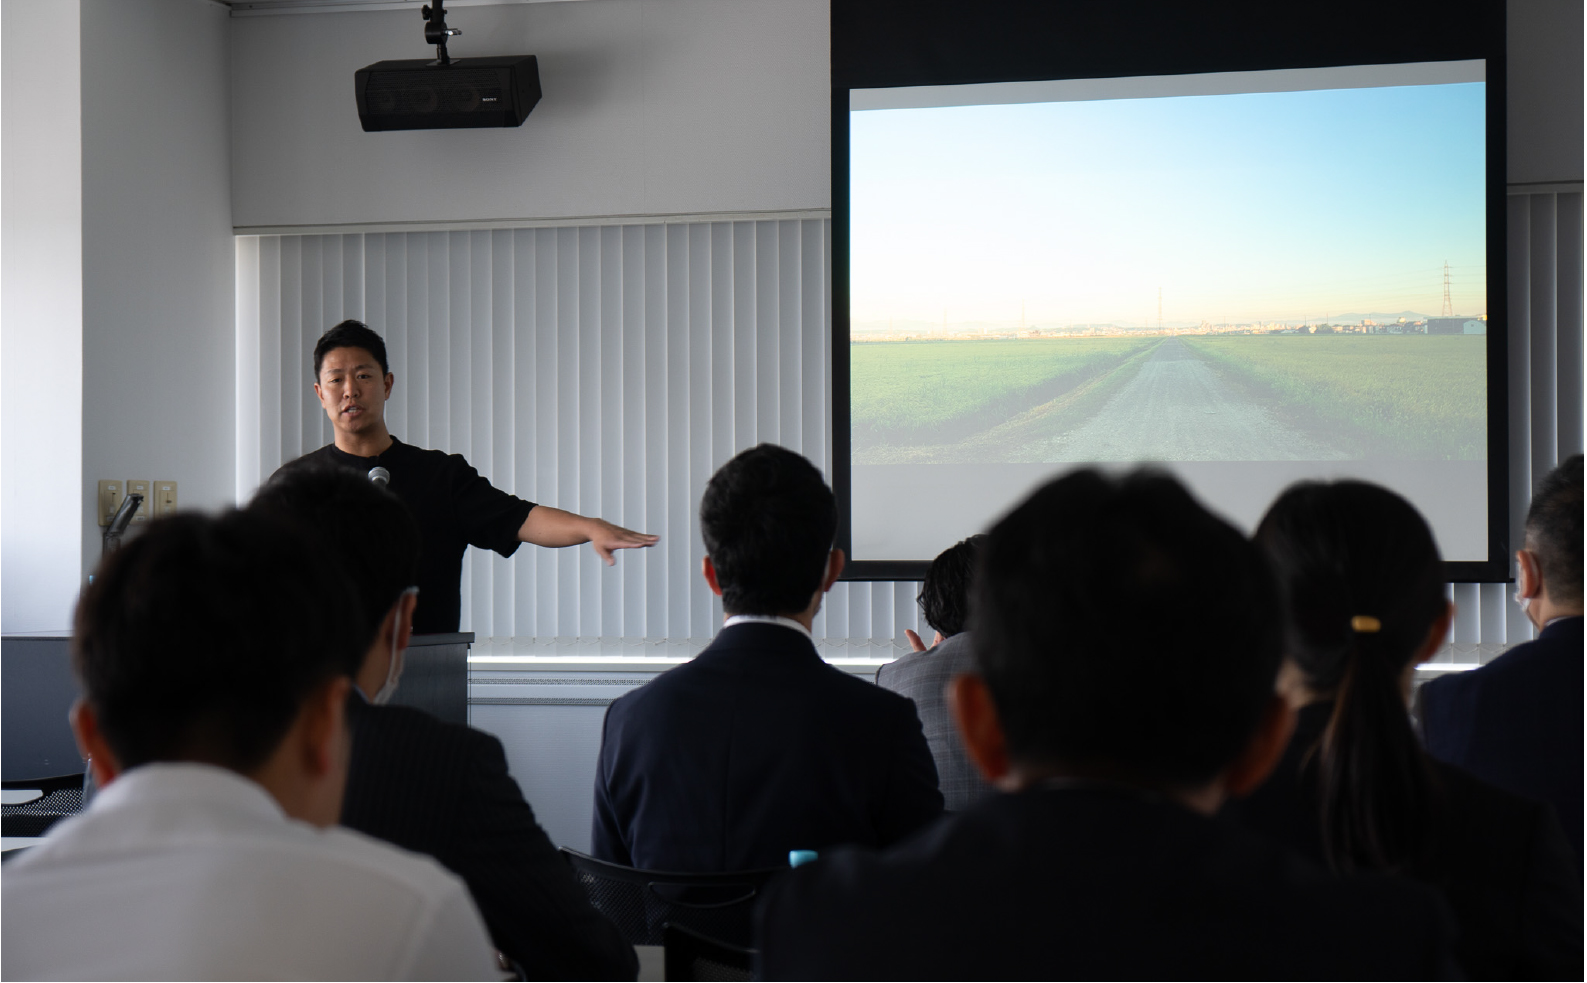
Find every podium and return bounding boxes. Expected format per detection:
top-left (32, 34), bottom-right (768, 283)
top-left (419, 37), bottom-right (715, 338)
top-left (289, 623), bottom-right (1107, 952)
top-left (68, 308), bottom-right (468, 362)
top-left (389, 632), bottom-right (473, 726)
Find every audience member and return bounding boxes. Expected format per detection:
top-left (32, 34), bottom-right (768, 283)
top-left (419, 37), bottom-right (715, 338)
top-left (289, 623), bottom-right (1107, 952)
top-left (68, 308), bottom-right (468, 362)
top-left (877, 535), bottom-right (994, 810)
top-left (1229, 480), bottom-right (1581, 979)
top-left (1, 511), bottom-right (497, 981)
top-left (1420, 454), bottom-right (1583, 854)
top-left (250, 468), bottom-right (638, 980)
top-left (592, 444), bottom-right (943, 871)
top-left (758, 469), bottom-right (1457, 979)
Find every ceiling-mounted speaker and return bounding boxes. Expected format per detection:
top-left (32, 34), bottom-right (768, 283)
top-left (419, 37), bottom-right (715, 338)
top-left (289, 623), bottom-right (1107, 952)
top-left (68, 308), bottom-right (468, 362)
top-left (354, 55), bottom-right (541, 131)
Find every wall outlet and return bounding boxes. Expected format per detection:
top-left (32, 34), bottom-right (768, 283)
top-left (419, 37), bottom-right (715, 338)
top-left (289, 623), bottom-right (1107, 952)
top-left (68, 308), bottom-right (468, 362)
top-left (97, 480), bottom-right (124, 526)
top-left (152, 480), bottom-right (178, 517)
top-left (125, 480), bottom-right (151, 522)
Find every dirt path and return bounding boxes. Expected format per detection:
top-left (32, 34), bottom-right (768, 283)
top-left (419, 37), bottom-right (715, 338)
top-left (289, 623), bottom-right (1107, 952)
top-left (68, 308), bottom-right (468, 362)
top-left (1034, 337), bottom-right (1349, 462)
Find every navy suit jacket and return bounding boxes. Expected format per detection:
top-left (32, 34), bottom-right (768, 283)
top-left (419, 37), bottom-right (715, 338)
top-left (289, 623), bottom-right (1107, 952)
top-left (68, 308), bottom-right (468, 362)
top-left (591, 622), bottom-right (944, 871)
top-left (342, 700), bottom-right (638, 981)
top-left (1420, 616), bottom-right (1583, 854)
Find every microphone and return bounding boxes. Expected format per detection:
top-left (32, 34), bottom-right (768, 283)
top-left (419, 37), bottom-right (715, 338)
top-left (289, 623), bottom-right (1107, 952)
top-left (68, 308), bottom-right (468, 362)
top-left (369, 467), bottom-right (391, 487)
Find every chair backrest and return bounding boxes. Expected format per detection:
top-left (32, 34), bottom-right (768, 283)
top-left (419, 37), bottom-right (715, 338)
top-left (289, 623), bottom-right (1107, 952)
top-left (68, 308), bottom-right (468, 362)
top-left (663, 923), bottom-right (755, 982)
top-left (560, 847), bottom-right (784, 948)
top-left (1, 774), bottom-right (85, 837)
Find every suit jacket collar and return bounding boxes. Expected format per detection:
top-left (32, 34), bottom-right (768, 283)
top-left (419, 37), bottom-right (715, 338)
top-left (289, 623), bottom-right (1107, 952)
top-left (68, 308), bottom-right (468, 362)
top-left (703, 620), bottom-right (824, 663)
top-left (1539, 615), bottom-right (1583, 641)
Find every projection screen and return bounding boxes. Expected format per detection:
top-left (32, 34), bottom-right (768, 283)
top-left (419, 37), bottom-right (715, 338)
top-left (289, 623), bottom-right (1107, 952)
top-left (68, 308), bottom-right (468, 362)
top-left (842, 60), bottom-right (1496, 573)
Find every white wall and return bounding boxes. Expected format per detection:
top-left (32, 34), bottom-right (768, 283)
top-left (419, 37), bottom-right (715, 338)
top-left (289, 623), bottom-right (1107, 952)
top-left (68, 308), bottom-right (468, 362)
top-left (230, 0), bottom-right (830, 230)
top-left (1508, 0), bottom-right (1584, 186)
top-left (79, 0), bottom-right (235, 581)
top-left (3, 0), bottom-right (84, 632)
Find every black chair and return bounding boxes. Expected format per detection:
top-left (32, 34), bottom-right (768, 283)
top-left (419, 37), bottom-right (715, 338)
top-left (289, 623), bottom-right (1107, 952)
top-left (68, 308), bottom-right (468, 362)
top-left (1, 773), bottom-right (85, 837)
top-left (559, 847), bottom-right (783, 948)
top-left (663, 923), bottom-right (755, 982)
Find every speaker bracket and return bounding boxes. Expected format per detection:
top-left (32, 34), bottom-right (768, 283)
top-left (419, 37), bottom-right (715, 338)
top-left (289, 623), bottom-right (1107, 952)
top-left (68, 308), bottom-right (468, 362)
top-left (420, 0), bottom-right (462, 67)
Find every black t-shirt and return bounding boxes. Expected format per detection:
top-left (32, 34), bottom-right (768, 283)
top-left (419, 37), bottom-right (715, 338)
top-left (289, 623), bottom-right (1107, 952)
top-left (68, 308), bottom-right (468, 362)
top-left (275, 437), bottom-right (536, 634)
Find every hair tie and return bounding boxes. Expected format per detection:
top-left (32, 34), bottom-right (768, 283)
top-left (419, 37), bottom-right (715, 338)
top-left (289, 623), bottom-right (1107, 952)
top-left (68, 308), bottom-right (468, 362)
top-left (1350, 615), bottom-right (1382, 633)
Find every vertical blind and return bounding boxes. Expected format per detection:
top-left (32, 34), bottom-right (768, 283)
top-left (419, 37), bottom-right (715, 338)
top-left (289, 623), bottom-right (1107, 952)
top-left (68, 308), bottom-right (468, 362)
top-left (237, 219), bottom-right (923, 644)
top-left (237, 199), bottom-right (1582, 650)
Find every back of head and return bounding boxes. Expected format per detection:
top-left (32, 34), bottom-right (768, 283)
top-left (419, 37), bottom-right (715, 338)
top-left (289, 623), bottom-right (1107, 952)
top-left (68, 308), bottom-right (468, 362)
top-left (1526, 454), bottom-right (1583, 605)
top-left (313, 319), bottom-right (389, 377)
top-left (1254, 480), bottom-right (1445, 872)
top-left (249, 465), bottom-right (421, 670)
top-left (73, 510), bottom-right (365, 773)
top-left (974, 469), bottom-right (1282, 789)
top-left (700, 444), bottom-right (837, 616)
top-left (919, 535), bottom-right (985, 637)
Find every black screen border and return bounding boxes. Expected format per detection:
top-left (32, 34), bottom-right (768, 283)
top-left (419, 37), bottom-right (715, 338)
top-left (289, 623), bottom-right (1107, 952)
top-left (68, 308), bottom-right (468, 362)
top-left (832, 0), bottom-right (1510, 584)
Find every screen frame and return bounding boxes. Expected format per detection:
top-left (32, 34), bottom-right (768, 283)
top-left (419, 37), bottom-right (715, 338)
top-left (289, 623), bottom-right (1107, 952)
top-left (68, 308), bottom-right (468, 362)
top-left (831, 0), bottom-right (1509, 583)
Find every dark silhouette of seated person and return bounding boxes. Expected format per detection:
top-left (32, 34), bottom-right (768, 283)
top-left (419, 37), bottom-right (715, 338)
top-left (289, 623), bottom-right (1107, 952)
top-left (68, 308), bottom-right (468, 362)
top-left (250, 467), bottom-right (638, 980)
top-left (1420, 454), bottom-right (1583, 856)
top-left (1, 511), bottom-right (496, 980)
top-left (877, 535), bottom-right (993, 810)
top-left (591, 443), bottom-right (942, 871)
top-left (1228, 479), bottom-right (1581, 979)
top-left (758, 469), bottom-right (1459, 980)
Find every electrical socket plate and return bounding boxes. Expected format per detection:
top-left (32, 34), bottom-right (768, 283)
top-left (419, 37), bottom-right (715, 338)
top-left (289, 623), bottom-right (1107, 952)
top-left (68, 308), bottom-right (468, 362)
top-left (125, 480), bottom-right (151, 523)
top-left (97, 480), bottom-right (124, 527)
top-left (152, 481), bottom-right (178, 517)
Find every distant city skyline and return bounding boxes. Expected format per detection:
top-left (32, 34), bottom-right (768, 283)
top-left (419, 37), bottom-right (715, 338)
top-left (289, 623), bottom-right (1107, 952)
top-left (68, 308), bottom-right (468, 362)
top-left (850, 79), bottom-right (1487, 327)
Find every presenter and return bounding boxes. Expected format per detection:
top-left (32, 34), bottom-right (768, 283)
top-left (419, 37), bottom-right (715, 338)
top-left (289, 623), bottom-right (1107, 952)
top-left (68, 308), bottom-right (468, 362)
top-left (275, 320), bottom-right (658, 634)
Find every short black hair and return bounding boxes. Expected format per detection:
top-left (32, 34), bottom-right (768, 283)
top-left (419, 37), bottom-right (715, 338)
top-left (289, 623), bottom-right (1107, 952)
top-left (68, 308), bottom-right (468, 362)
top-left (72, 510), bottom-right (366, 773)
top-left (700, 444), bottom-right (837, 616)
top-left (918, 535), bottom-right (985, 637)
top-left (313, 319), bottom-right (389, 378)
top-left (1525, 454), bottom-right (1583, 604)
top-left (249, 465), bottom-right (421, 672)
top-left (973, 469), bottom-right (1282, 788)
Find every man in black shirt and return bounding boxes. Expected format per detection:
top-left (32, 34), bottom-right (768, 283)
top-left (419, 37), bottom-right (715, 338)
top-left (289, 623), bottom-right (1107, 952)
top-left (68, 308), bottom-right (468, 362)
top-left (276, 320), bottom-right (656, 634)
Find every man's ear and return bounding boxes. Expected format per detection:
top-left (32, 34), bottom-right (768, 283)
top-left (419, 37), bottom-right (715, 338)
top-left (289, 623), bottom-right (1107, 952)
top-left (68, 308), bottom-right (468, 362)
top-left (394, 589), bottom-right (418, 652)
top-left (821, 549), bottom-right (846, 593)
top-left (701, 556), bottom-right (724, 597)
top-left (383, 372), bottom-right (395, 399)
top-left (69, 700), bottom-right (122, 788)
top-left (300, 676), bottom-right (352, 778)
top-left (1517, 548), bottom-right (1544, 602)
top-left (1222, 694), bottom-right (1295, 799)
top-left (948, 673), bottom-right (1011, 784)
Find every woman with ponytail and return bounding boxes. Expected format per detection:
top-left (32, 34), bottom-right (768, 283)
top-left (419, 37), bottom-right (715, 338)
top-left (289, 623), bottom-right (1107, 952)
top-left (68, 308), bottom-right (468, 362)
top-left (1228, 480), bottom-right (1579, 979)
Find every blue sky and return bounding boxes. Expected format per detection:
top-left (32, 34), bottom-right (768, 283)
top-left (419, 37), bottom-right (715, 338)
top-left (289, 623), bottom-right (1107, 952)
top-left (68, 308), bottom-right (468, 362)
top-left (850, 81), bottom-right (1486, 327)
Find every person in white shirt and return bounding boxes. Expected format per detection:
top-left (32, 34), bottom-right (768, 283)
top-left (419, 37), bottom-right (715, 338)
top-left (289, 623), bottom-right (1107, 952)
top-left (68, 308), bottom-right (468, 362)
top-left (1, 509), bottom-right (499, 981)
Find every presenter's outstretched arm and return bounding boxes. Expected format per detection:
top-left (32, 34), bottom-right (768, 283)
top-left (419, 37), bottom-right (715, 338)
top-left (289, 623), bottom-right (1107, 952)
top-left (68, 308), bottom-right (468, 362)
top-left (518, 506), bottom-right (659, 565)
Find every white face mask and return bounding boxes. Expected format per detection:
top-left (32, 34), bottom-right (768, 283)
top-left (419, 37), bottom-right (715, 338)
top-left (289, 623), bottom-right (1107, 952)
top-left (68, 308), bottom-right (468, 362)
top-left (372, 586), bottom-right (419, 705)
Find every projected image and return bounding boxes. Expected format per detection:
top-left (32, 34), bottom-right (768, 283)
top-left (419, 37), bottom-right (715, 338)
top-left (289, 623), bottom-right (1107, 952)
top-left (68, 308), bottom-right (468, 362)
top-left (850, 75), bottom-right (1487, 468)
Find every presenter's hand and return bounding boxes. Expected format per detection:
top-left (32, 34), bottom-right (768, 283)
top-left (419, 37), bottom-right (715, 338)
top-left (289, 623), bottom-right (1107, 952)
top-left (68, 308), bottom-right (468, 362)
top-left (518, 506), bottom-right (659, 564)
top-left (904, 629), bottom-right (944, 652)
top-left (586, 518), bottom-right (660, 566)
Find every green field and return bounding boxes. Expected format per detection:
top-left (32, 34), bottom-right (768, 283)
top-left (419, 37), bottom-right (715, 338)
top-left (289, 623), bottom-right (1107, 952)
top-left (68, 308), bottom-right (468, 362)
top-left (850, 337), bottom-right (1156, 450)
top-left (1181, 334), bottom-right (1485, 459)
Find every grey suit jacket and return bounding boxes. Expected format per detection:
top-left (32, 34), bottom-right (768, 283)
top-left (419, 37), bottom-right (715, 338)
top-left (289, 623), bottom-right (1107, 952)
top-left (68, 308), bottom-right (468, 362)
top-left (875, 633), bottom-right (994, 811)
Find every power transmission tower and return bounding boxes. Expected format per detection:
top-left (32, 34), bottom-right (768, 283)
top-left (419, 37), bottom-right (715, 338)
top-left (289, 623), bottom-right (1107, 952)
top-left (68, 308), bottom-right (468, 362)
top-left (1441, 261), bottom-right (1453, 316)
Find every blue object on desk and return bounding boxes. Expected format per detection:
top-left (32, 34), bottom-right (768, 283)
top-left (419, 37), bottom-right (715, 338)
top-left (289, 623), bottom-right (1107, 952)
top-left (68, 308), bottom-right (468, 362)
top-left (788, 849), bottom-right (818, 868)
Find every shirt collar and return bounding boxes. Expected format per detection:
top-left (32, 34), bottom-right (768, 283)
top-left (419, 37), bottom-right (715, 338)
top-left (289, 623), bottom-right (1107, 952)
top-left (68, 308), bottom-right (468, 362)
top-left (721, 613), bottom-right (813, 642)
top-left (90, 761), bottom-right (286, 823)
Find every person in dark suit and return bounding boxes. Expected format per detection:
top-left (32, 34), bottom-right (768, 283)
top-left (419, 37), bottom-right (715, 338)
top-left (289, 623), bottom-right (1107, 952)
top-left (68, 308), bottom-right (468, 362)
top-left (1226, 479), bottom-right (1581, 980)
top-left (250, 468), bottom-right (638, 981)
top-left (591, 444), bottom-right (943, 871)
top-left (877, 535), bottom-right (993, 811)
top-left (758, 469), bottom-right (1459, 980)
top-left (1420, 454), bottom-right (1583, 855)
